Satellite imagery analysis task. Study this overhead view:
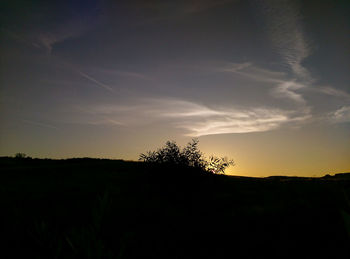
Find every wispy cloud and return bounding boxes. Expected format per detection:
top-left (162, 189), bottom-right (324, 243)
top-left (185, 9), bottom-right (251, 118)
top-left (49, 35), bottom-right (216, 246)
top-left (271, 81), bottom-right (305, 104)
top-left (70, 106), bottom-right (126, 126)
top-left (159, 100), bottom-right (310, 136)
top-left (221, 62), bottom-right (286, 83)
top-left (319, 87), bottom-right (350, 99)
top-left (2, 1), bottom-right (100, 54)
top-left (219, 61), bottom-right (350, 124)
top-left (5, 17), bottom-right (94, 54)
top-left (330, 106), bottom-right (350, 123)
top-left (22, 120), bottom-right (59, 130)
top-left (221, 62), bottom-right (306, 104)
top-left (178, 107), bottom-right (299, 137)
top-left (259, 0), bottom-right (312, 81)
top-left (79, 98), bottom-right (310, 136)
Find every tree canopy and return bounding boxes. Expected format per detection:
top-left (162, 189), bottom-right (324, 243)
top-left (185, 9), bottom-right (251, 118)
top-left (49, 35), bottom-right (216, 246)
top-left (139, 139), bottom-right (234, 174)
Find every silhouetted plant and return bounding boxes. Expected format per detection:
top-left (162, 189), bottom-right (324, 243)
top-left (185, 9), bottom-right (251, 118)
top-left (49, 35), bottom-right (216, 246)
top-left (206, 156), bottom-right (235, 174)
top-left (139, 139), bottom-right (234, 174)
top-left (15, 153), bottom-right (26, 159)
top-left (140, 139), bottom-right (206, 169)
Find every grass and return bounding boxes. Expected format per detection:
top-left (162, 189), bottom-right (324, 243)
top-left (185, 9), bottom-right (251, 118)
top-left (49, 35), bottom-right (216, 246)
top-left (0, 157), bottom-right (350, 258)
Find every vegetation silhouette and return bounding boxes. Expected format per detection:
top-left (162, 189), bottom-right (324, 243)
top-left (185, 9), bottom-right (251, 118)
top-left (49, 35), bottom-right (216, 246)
top-left (139, 139), bottom-right (234, 174)
top-left (15, 152), bottom-right (27, 159)
top-left (1, 154), bottom-right (350, 258)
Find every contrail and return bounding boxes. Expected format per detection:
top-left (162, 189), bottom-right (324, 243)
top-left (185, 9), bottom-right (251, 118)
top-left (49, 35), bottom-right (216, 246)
top-left (78, 71), bottom-right (115, 93)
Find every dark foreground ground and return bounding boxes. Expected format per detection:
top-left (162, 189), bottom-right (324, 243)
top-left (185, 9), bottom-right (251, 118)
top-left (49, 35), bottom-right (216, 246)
top-left (1, 157), bottom-right (350, 259)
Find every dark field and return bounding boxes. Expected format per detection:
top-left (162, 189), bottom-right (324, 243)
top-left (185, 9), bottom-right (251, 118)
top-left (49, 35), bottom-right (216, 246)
top-left (1, 157), bottom-right (350, 258)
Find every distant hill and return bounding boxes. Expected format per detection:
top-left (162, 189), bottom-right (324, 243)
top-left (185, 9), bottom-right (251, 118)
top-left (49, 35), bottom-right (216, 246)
top-left (2, 156), bottom-right (349, 179)
top-left (1, 157), bottom-right (350, 259)
top-left (323, 172), bottom-right (350, 179)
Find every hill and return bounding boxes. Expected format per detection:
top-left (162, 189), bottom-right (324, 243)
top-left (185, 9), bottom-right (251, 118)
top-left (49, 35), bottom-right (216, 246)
top-left (1, 157), bottom-right (350, 258)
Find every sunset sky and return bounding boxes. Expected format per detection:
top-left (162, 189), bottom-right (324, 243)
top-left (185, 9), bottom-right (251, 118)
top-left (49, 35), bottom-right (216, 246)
top-left (1, 0), bottom-right (349, 176)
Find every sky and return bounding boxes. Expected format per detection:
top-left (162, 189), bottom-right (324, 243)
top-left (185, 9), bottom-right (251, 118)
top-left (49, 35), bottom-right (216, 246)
top-left (1, 0), bottom-right (349, 177)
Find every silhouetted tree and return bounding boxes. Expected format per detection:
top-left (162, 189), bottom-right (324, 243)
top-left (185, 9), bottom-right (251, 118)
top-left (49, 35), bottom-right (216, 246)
top-left (15, 153), bottom-right (26, 159)
top-left (206, 156), bottom-right (235, 174)
top-left (139, 139), bottom-right (234, 174)
top-left (139, 139), bottom-right (206, 169)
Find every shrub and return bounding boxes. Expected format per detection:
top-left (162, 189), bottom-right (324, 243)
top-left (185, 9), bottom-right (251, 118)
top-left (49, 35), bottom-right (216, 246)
top-left (139, 139), bottom-right (206, 169)
top-left (15, 153), bottom-right (27, 159)
top-left (139, 139), bottom-right (234, 174)
top-left (206, 156), bottom-right (235, 174)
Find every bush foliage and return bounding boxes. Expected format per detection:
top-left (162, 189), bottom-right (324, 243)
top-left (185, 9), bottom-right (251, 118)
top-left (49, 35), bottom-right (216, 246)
top-left (15, 153), bottom-right (27, 159)
top-left (139, 139), bottom-right (234, 174)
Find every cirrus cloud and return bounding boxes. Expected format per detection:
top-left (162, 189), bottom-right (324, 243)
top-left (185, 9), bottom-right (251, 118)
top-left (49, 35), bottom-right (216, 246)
top-left (76, 98), bottom-right (311, 137)
top-left (331, 106), bottom-right (350, 123)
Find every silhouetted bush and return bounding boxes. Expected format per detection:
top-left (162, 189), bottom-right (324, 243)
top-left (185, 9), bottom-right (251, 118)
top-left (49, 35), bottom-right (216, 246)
top-left (207, 156), bottom-right (235, 174)
top-left (15, 153), bottom-right (26, 159)
top-left (139, 139), bottom-right (234, 174)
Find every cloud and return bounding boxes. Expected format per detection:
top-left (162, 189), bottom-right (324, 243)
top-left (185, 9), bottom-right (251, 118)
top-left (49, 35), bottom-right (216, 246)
top-left (79, 98), bottom-right (310, 136)
top-left (5, 19), bottom-right (91, 54)
top-left (259, 0), bottom-right (312, 81)
top-left (179, 108), bottom-right (290, 136)
top-left (163, 101), bottom-right (310, 136)
top-left (219, 61), bottom-right (350, 124)
top-left (221, 62), bottom-right (286, 83)
top-left (331, 106), bottom-right (350, 123)
top-left (221, 62), bottom-right (306, 103)
top-left (2, 1), bottom-right (101, 54)
top-left (271, 81), bottom-right (305, 104)
top-left (319, 87), bottom-right (350, 99)
top-left (35, 31), bottom-right (76, 54)
top-left (22, 120), bottom-right (59, 130)
top-left (33, 11), bottom-right (100, 54)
